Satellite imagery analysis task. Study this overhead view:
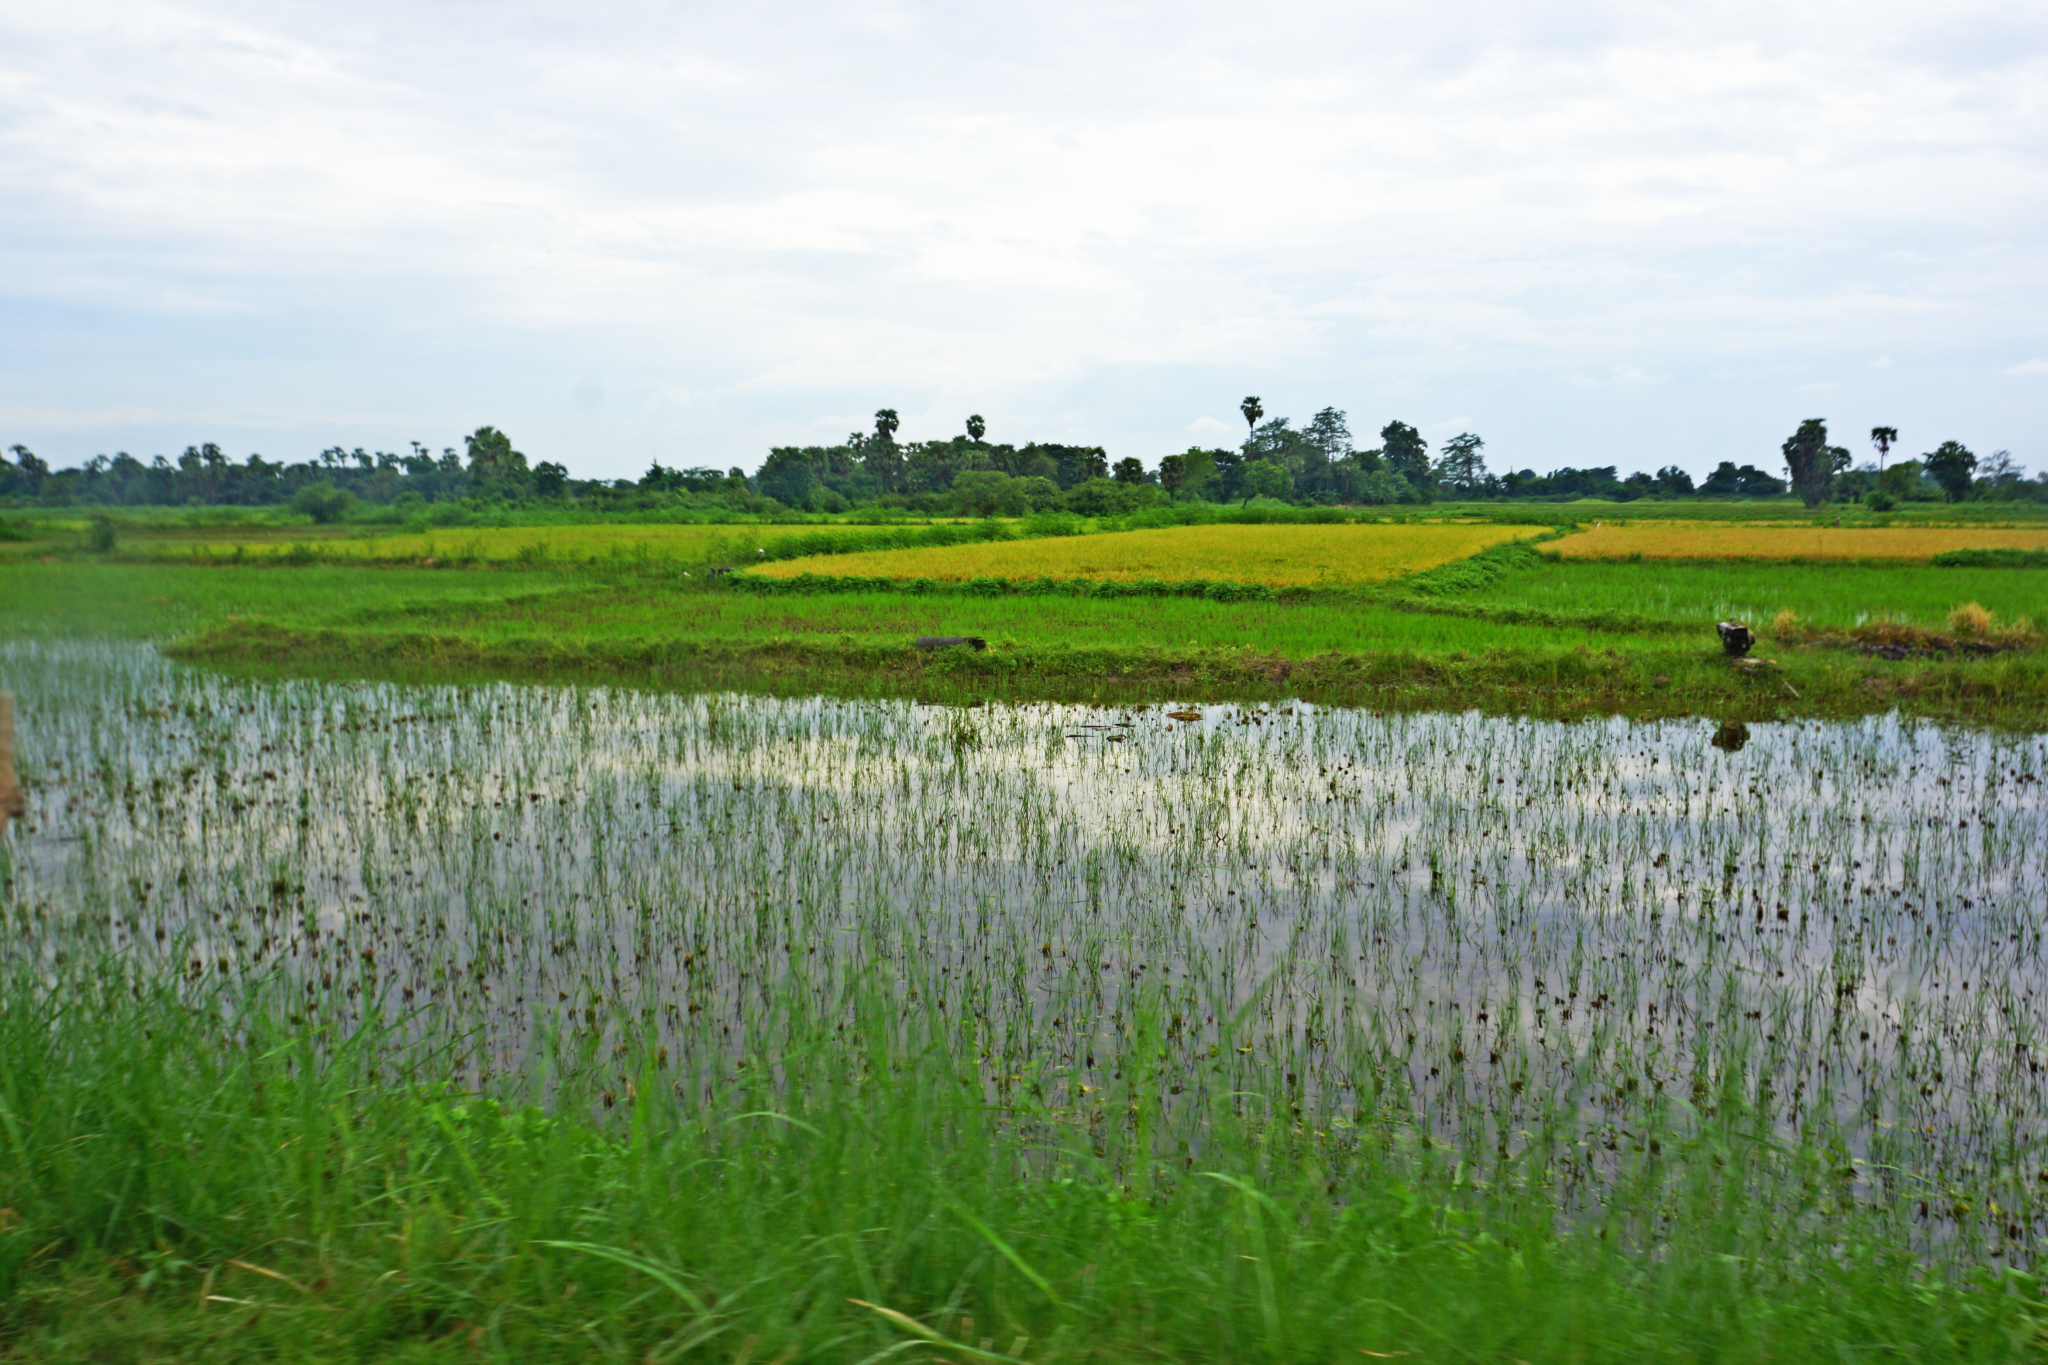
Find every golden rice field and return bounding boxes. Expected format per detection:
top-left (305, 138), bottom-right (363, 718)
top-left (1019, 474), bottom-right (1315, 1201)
top-left (756, 522), bottom-right (1536, 585)
top-left (1551, 521), bottom-right (2048, 560)
top-left (155, 522), bottom-right (834, 562)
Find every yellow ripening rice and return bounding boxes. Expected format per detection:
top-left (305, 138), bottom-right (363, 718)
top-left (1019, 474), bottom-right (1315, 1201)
top-left (755, 522), bottom-right (1536, 586)
top-left (1550, 522), bottom-right (2048, 561)
top-left (170, 523), bottom-right (831, 562)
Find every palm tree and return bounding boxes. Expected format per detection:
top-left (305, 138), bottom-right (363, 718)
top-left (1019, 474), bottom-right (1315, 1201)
top-left (1240, 396), bottom-right (1263, 437)
top-left (1870, 427), bottom-right (1898, 472)
top-left (966, 415), bottom-right (986, 442)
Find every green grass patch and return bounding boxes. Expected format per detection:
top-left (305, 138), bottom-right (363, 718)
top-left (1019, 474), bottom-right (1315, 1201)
top-left (5, 963), bottom-right (2033, 1363)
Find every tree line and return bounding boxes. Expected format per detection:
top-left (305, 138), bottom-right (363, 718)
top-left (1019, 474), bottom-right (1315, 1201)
top-left (1, 407), bottom-right (2035, 518)
top-left (1776, 419), bottom-right (2031, 509)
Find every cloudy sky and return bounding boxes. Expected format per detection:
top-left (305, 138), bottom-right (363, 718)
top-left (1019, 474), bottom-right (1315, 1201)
top-left (2, 0), bottom-right (2043, 480)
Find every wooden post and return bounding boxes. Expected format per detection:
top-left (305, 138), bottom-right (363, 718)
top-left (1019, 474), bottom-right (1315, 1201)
top-left (0, 692), bottom-right (20, 836)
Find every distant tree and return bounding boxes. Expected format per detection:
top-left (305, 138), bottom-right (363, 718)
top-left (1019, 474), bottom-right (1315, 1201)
top-left (4, 444), bottom-right (47, 495)
top-left (1111, 457), bottom-right (1147, 484)
top-left (1302, 407), bottom-right (1351, 462)
top-left (1978, 450), bottom-right (2025, 492)
top-left (1878, 459), bottom-right (1926, 503)
top-left (533, 461), bottom-right (569, 498)
top-left (1379, 421), bottom-right (1433, 496)
top-left (861, 434), bottom-right (900, 491)
top-left (1923, 441), bottom-right (1978, 502)
top-left (1062, 477), bottom-right (1151, 517)
top-left (1240, 459), bottom-right (1291, 505)
top-left (755, 447), bottom-right (819, 507)
top-left (1434, 432), bottom-right (1488, 498)
top-left (1244, 419), bottom-right (1318, 483)
top-left (1157, 452), bottom-right (1186, 495)
top-left (1737, 465), bottom-right (1788, 497)
top-left (1699, 461), bottom-right (1743, 497)
top-left (950, 470), bottom-right (1016, 517)
top-left (1870, 426), bottom-right (1898, 471)
top-left (1358, 469), bottom-right (1416, 505)
top-left (1652, 465), bottom-right (1696, 497)
top-left (1781, 418), bottom-right (1851, 507)
top-left (1034, 444), bottom-right (1109, 489)
top-left (462, 427), bottom-right (529, 499)
top-left (1700, 461), bottom-right (1787, 498)
top-left (1159, 448), bottom-right (1217, 501)
top-left (965, 414), bottom-right (986, 442)
top-left (1240, 396), bottom-right (1264, 437)
top-left (874, 409), bottom-right (901, 441)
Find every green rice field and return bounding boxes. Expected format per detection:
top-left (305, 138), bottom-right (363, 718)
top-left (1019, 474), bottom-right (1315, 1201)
top-left (1480, 558), bottom-right (2048, 634)
top-left (5, 638), bottom-right (2048, 1359)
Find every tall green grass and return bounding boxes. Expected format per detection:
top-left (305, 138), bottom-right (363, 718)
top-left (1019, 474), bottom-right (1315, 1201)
top-left (4, 964), bottom-right (2033, 1362)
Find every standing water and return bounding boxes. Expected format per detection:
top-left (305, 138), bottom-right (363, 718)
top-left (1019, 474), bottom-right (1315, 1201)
top-left (5, 638), bottom-right (2046, 1262)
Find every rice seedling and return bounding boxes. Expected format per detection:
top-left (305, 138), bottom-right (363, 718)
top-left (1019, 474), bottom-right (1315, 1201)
top-left (4, 638), bottom-right (2048, 1357)
top-left (754, 523), bottom-right (1536, 585)
top-left (0, 690), bottom-right (18, 837)
top-left (1551, 522), bottom-right (2048, 560)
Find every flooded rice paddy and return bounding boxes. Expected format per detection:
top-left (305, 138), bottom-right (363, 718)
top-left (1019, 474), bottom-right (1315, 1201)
top-left (5, 639), bottom-right (2047, 1262)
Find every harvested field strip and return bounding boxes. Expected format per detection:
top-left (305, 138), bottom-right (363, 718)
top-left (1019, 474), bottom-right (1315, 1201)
top-left (756, 522), bottom-right (1536, 585)
top-left (1551, 521), bottom-right (2048, 560)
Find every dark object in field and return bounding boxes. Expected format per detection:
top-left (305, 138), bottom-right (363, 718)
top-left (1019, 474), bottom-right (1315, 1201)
top-left (915, 636), bottom-right (987, 651)
top-left (1166, 710), bottom-right (1202, 721)
top-left (0, 692), bottom-right (21, 835)
top-left (1717, 621), bottom-right (1756, 656)
top-left (1711, 720), bottom-right (1750, 753)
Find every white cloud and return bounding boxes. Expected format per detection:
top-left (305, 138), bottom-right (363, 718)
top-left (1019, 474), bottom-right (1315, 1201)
top-left (1568, 367), bottom-right (1670, 387)
top-left (0, 0), bottom-right (2043, 477)
top-left (2007, 359), bottom-right (2048, 375)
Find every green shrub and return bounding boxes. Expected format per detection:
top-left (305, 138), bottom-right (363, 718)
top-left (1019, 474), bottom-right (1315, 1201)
top-left (289, 482), bottom-right (356, 525)
top-left (1931, 547), bottom-right (2048, 568)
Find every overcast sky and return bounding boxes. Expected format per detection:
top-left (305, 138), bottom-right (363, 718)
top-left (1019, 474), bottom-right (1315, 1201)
top-left (2, 0), bottom-right (2043, 481)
